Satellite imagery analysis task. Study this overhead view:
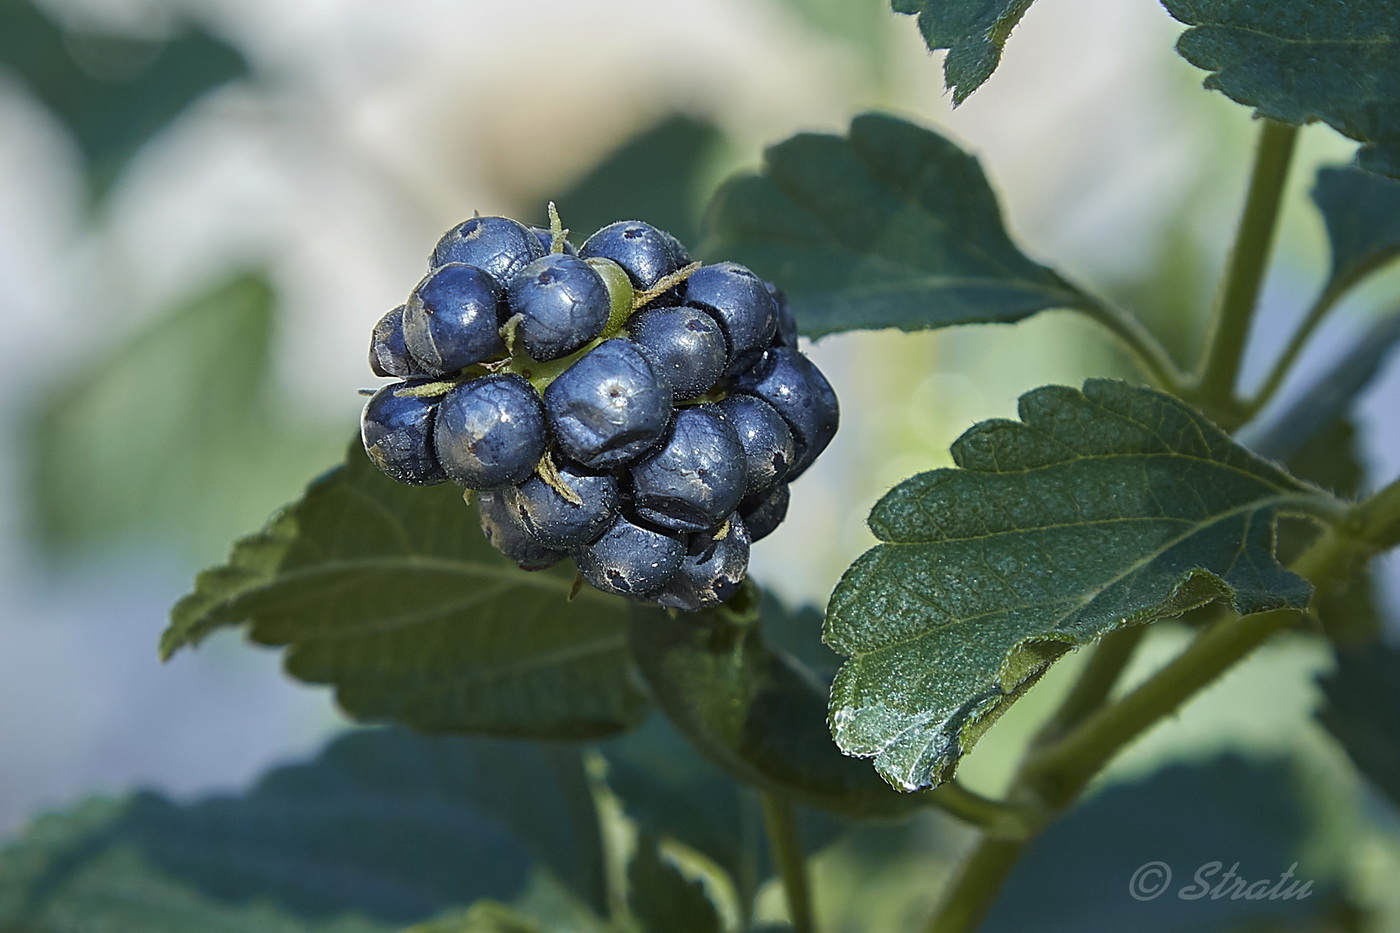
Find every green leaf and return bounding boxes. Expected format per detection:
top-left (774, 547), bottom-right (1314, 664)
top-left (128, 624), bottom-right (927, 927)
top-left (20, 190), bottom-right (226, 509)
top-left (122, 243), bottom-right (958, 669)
top-left (983, 755), bottom-right (1332, 932)
top-left (162, 440), bottom-right (648, 741)
top-left (627, 586), bottom-right (925, 818)
top-left (827, 379), bottom-right (1320, 791)
top-left (1312, 165), bottom-right (1400, 302)
top-left (0, 0), bottom-right (246, 195)
top-left (890, 0), bottom-right (1035, 104)
top-left (402, 902), bottom-right (546, 933)
top-left (625, 836), bottom-right (723, 933)
top-left (1163, 0), bottom-right (1400, 178)
top-left (29, 275), bottom-right (343, 563)
top-left (1318, 642), bottom-right (1400, 809)
top-left (551, 114), bottom-right (725, 250)
top-left (704, 112), bottom-right (1094, 339)
top-left (0, 729), bottom-right (607, 931)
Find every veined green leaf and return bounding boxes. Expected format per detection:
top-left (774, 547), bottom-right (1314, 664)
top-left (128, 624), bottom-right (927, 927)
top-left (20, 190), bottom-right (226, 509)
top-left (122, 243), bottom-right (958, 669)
top-left (1312, 165), bottom-right (1400, 303)
top-left (1164, 0), bottom-right (1400, 178)
top-left (163, 440), bottom-right (648, 740)
top-left (0, 729), bottom-right (605, 931)
top-left (827, 379), bottom-right (1322, 791)
top-left (891, 0), bottom-right (1036, 104)
top-left (704, 113), bottom-right (1094, 339)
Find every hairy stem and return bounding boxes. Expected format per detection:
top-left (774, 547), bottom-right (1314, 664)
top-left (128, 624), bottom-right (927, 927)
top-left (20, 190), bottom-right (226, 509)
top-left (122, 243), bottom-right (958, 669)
top-left (1078, 294), bottom-right (1185, 392)
top-left (1197, 120), bottom-right (1300, 407)
top-left (1034, 625), bottom-right (1148, 747)
top-left (922, 780), bottom-right (1042, 839)
top-left (761, 793), bottom-right (815, 933)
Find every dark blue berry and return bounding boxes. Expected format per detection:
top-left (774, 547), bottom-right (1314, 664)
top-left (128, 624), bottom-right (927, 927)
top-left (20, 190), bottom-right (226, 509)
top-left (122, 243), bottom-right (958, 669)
top-left (360, 380), bottom-right (448, 485)
top-left (765, 281), bottom-right (799, 348)
top-left (738, 483), bottom-right (788, 543)
top-left (403, 263), bottom-right (505, 375)
top-left (369, 305), bottom-right (426, 378)
top-left (512, 462), bottom-right (619, 549)
top-left (683, 262), bottom-right (777, 377)
top-left (579, 221), bottom-right (679, 290)
top-left (431, 216), bottom-right (545, 283)
top-left (733, 347), bottom-right (838, 480)
top-left (661, 229), bottom-right (691, 267)
top-left (434, 374), bottom-right (546, 489)
top-left (717, 394), bottom-right (795, 495)
top-left (544, 339), bottom-right (673, 468)
top-left (573, 513), bottom-right (684, 598)
top-left (630, 405), bottom-right (746, 532)
top-left (653, 516), bottom-right (751, 611)
top-left (506, 254), bottom-right (610, 361)
top-left (529, 226), bottom-right (576, 256)
top-left (478, 488), bottom-right (564, 570)
top-left (628, 306), bottom-right (726, 402)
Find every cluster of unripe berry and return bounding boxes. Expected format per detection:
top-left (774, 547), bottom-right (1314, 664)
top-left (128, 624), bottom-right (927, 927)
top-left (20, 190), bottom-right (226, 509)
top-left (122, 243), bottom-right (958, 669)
top-left (361, 208), bottom-right (837, 610)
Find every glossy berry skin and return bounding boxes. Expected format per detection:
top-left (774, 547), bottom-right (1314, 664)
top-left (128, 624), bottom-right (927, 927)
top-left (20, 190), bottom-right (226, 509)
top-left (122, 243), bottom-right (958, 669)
top-left (579, 221), bottom-right (679, 290)
top-left (529, 226), bottom-right (576, 256)
top-left (630, 405), bottom-right (746, 532)
top-left (512, 462), bottom-right (619, 549)
top-left (628, 306), bottom-right (726, 402)
top-left (507, 254), bottom-right (610, 361)
top-left (733, 347), bottom-right (838, 480)
top-left (544, 339), bottom-right (673, 469)
top-left (434, 374), bottom-right (546, 489)
top-left (369, 305), bottom-right (426, 378)
top-left (765, 282), bottom-right (799, 348)
top-left (660, 229), bottom-right (691, 267)
top-left (573, 513), bottom-right (685, 598)
top-left (684, 262), bottom-right (777, 377)
top-left (431, 216), bottom-right (545, 283)
top-left (717, 394), bottom-right (795, 495)
top-left (478, 488), bottom-right (564, 570)
top-left (739, 483), bottom-right (788, 543)
top-left (654, 515), bottom-right (751, 611)
top-left (403, 263), bottom-right (506, 375)
top-left (361, 380), bottom-right (448, 486)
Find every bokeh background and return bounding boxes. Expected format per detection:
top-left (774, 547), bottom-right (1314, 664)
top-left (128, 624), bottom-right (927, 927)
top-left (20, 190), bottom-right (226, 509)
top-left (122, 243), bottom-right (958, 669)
top-left (3, 0), bottom-right (1400, 928)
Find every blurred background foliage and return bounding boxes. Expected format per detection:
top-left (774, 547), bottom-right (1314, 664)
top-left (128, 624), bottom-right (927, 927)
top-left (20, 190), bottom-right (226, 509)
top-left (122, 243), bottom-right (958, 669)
top-left (2, 0), bottom-right (1399, 929)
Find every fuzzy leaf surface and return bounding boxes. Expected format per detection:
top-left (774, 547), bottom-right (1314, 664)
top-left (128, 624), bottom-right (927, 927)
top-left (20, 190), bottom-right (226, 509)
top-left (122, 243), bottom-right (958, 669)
top-left (891, 0), bottom-right (1036, 103)
top-left (1163, 0), bottom-right (1400, 177)
top-left (704, 112), bottom-right (1093, 339)
top-left (163, 441), bottom-right (647, 740)
top-left (827, 379), bottom-right (1318, 791)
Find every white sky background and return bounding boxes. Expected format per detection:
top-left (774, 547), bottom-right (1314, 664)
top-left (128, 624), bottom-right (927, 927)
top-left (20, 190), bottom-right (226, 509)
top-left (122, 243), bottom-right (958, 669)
top-left (0, 0), bottom-right (1396, 837)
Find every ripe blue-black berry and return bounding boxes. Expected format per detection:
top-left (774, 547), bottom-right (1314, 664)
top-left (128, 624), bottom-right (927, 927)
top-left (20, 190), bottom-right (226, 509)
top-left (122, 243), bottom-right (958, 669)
top-left (628, 305), bottom-right (726, 402)
top-left (478, 488), bottom-right (564, 570)
top-left (579, 221), bottom-right (680, 290)
top-left (369, 305), bottom-right (426, 378)
top-left (544, 339), bottom-right (673, 468)
top-left (431, 216), bottom-right (545, 283)
top-left (434, 374), bottom-right (546, 489)
top-left (630, 404), bottom-right (746, 532)
top-left (361, 381), bottom-right (447, 485)
top-left (717, 394), bottom-right (795, 495)
top-left (403, 263), bottom-right (505, 375)
top-left (684, 262), bottom-right (777, 377)
top-left (765, 281), bottom-right (799, 348)
top-left (573, 513), bottom-right (685, 597)
top-left (653, 516), bottom-right (751, 611)
top-left (739, 483), bottom-right (788, 543)
top-left (733, 347), bottom-right (838, 479)
top-left (512, 462), bottom-right (619, 549)
top-left (506, 254), bottom-right (610, 361)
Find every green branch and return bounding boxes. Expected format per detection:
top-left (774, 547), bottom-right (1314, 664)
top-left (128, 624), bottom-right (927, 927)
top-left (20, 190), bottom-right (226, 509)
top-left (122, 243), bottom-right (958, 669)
top-left (1196, 120), bottom-right (1300, 407)
top-left (1077, 294), bottom-right (1186, 393)
top-left (761, 793), bottom-right (815, 933)
top-left (1246, 285), bottom-right (1344, 415)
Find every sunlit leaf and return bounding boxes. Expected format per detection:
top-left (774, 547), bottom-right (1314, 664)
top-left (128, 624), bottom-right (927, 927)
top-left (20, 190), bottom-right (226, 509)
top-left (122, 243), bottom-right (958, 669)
top-left (890, 0), bottom-right (1035, 104)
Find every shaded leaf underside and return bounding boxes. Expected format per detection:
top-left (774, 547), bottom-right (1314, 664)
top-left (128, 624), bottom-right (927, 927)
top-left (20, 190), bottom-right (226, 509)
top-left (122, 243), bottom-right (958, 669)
top-left (826, 379), bottom-right (1317, 791)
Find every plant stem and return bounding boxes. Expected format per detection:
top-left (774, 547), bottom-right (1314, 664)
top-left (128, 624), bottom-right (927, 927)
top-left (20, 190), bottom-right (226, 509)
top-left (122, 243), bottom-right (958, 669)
top-left (761, 793), bottom-right (815, 933)
top-left (926, 837), bottom-right (1027, 933)
top-left (1246, 285), bottom-right (1342, 415)
top-left (1033, 625), bottom-right (1148, 746)
top-left (1078, 294), bottom-right (1185, 392)
top-left (1197, 119), bottom-right (1299, 406)
top-left (1357, 471), bottom-right (1400, 550)
top-left (923, 780), bottom-right (1042, 838)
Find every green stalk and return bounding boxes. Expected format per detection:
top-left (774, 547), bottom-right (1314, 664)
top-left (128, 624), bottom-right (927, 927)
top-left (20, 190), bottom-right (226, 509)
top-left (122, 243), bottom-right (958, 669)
top-left (1196, 120), bottom-right (1299, 407)
top-left (1077, 294), bottom-right (1186, 393)
top-left (761, 793), bottom-right (815, 933)
top-left (1246, 285), bottom-right (1343, 415)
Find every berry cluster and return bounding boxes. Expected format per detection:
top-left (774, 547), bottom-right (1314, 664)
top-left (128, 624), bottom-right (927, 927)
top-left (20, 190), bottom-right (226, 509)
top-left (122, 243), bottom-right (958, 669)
top-left (361, 209), bottom-right (838, 610)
